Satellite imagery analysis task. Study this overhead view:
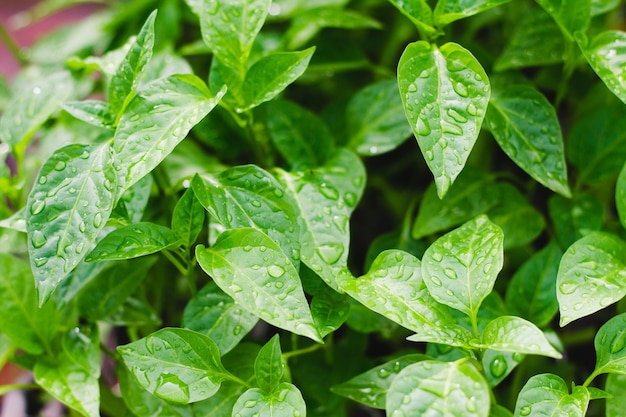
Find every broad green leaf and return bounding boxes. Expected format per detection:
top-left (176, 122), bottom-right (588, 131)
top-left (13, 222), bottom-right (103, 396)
top-left (486, 84), bottom-right (570, 197)
top-left (77, 256), bottom-right (157, 321)
top-left (331, 354), bottom-right (427, 409)
top-left (347, 79), bottom-right (412, 156)
top-left (482, 349), bottom-right (524, 388)
top-left (406, 324), bottom-right (475, 349)
top-left (490, 404), bottom-right (514, 417)
top-left (172, 187), bottom-right (206, 249)
top-left (262, 99), bottom-right (334, 170)
top-left (422, 215), bottom-right (504, 319)
top-left (62, 100), bottom-right (115, 129)
top-left (118, 366), bottom-right (193, 417)
top-left (279, 149), bottom-right (365, 289)
top-left (196, 228), bottom-right (322, 342)
top-left (34, 327), bottom-right (101, 417)
top-left (386, 359), bottom-right (490, 417)
top-left (556, 232), bottom-right (626, 326)
top-left (0, 254), bottom-right (57, 354)
top-left (255, 334), bottom-right (284, 393)
top-left (239, 47), bottom-right (315, 112)
top-left (26, 144), bottom-right (117, 305)
top-left (86, 223), bottom-right (179, 261)
top-left (0, 70), bottom-right (74, 147)
top-left (583, 31), bottom-right (626, 106)
top-left (0, 207), bottom-right (26, 233)
top-left (232, 383), bottom-right (306, 417)
top-left (191, 164), bottom-right (300, 267)
top-left (338, 250), bottom-right (466, 344)
top-left (209, 56), bottom-right (245, 109)
top-left (398, 41), bottom-right (490, 198)
top-left (112, 75), bottom-right (225, 194)
top-left (475, 316), bottom-right (562, 359)
top-left (183, 282), bottom-right (259, 355)
top-left (109, 10), bottom-right (156, 117)
top-left (536, 0), bottom-right (591, 40)
top-left (549, 194), bottom-right (603, 249)
top-left (606, 373), bottom-right (626, 417)
top-left (412, 169), bottom-right (499, 238)
top-left (618, 162), bottom-right (626, 230)
top-left (141, 47), bottom-right (194, 86)
top-left (310, 287), bottom-right (351, 338)
top-left (105, 296), bottom-right (161, 327)
top-left (506, 242), bottom-right (561, 327)
top-left (388, 0), bottom-right (437, 36)
top-left (567, 105), bottom-right (626, 184)
top-left (594, 312), bottom-right (626, 375)
top-left (434, 0), bottom-right (511, 26)
top-left (118, 328), bottom-right (231, 404)
top-left (591, 0), bottom-right (621, 15)
top-left (494, 8), bottom-right (565, 71)
top-left (513, 374), bottom-right (589, 417)
top-left (118, 174), bottom-right (153, 224)
top-left (196, 0), bottom-right (270, 73)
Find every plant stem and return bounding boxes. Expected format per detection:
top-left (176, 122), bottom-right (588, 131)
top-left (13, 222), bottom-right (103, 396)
top-left (0, 20), bottom-right (27, 66)
top-left (283, 343), bottom-right (324, 360)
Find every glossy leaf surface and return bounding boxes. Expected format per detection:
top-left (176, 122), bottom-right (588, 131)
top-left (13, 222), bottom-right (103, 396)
top-left (536, 0), bottom-right (590, 40)
top-left (434, 0), bottom-right (511, 26)
top-left (255, 334), bottom-right (284, 393)
top-left (549, 194), bottom-right (604, 249)
top-left (388, 0), bottom-right (437, 36)
top-left (62, 100), bottom-right (115, 129)
top-left (606, 373), bottom-right (626, 417)
top-left (172, 186), bottom-right (206, 249)
top-left (231, 383), bottom-right (306, 417)
top-left (594, 312), bottom-right (626, 375)
top-left (398, 41), bottom-right (489, 198)
top-left (513, 374), bottom-right (589, 417)
top-left (583, 30), bottom-right (626, 105)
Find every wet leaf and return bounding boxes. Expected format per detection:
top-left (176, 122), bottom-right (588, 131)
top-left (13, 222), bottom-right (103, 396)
top-left (232, 383), bottom-right (306, 417)
top-left (606, 373), bottom-right (626, 417)
top-left (582, 30), bottom-right (626, 105)
top-left (310, 287), bottom-right (350, 338)
top-left (255, 334), bottom-right (284, 393)
top-left (62, 100), bottom-right (115, 129)
top-left (434, 0), bottom-right (511, 26)
top-left (172, 186), bottom-right (206, 249)
top-left (388, 0), bottom-right (437, 37)
top-left (594, 312), bottom-right (626, 375)
top-left (536, 0), bottom-right (590, 40)
top-left (513, 374), bottom-right (589, 417)
top-left (482, 349), bottom-right (524, 388)
top-left (549, 194), bottom-right (604, 249)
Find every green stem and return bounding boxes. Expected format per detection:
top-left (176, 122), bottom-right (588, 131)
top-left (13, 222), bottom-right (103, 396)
top-left (583, 369), bottom-right (600, 388)
top-left (0, 20), bottom-right (27, 66)
top-left (162, 249), bottom-right (188, 276)
top-left (283, 343), bottom-right (324, 361)
top-left (225, 373), bottom-right (252, 389)
top-left (100, 342), bottom-right (121, 362)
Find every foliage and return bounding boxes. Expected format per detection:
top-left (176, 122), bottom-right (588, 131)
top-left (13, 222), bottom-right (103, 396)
top-left (1, 0), bottom-right (626, 416)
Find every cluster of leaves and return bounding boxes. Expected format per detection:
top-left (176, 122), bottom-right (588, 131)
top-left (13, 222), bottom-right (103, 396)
top-left (1, 0), bottom-right (626, 416)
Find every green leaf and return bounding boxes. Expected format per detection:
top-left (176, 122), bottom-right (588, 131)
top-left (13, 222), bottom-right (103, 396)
top-left (0, 70), bottom-right (74, 147)
top-left (494, 8), bottom-right (565, 71)
top-left (567, 105), bottom-right (626, 184)
top-left (112, 74), bottom-right (225, 193)
top-left (62, 100), bottom-right (115, 129)
top-left (277, 149), bottom-right (365, 290)
top-left (506, 242), bottom-right (561, 327)
top-left (549, 194), bottom-right (604, 249)
top-left (513, 374), bottom-right (589, 417)
top-left (195, 228), bottom-right (322, 342)
top-left (0, 254), bottom-right (57, 354)
top-left (196, 0), bottom-right (270, 72)
top-left (556, 232), bottom-right (626, 326)
top-left (86, 222), bottom-right (180, 261)
top-left (183, 282), bottom-right (259, 355)
top-left (594, 312), bottom-right (626, 375)
top-left (398, 41), bottom-right (490, 198)
top-left (422, 215), bottom-right (504, 320)
top-left (77, 256), bottom-right (157, 321)
top-left (172, 187), bottom-right (206, 249)
top-left (262, 100), bottom-right (334, 170)
top-left (118, 328), bottom-right (231, 404)
top-left (118, 174), bottom-right (153, 224)
top-left (109, 10), bottom-right (157, 117)
top-left (239, 47), bottom-right (315, 112)
top-left (485, 84), bottom-right (570, 197)
top-left (232, 383), bottom-right (306, 417)
top-left (617, 162), bottom-right (626, 230)
top-left (482, 349), bottom-right (524, 388)
top-left (434, 0), bottom-right (511, 26)
top-left (536, 0), bottom-right (591, 40)
top-left (606, 373), bottom-right (626, 417)
top-left (582, 30), bottom-right (626, 107)
top-left (26, 144), bottom-right (117, 305)
top-left (310, 287), bottom-right (351, 338)
top-left (191, 164), bottom-right (300, 267)
top-left (388, 0), bottom-right (437, 36)
top-left (0, 207), bottom-right (26, 233)
top-left (255, 334), bottom-right (284, 393)
top-left (591, 0), bottom-right (621, 15)
top-left (386, 359), bottom-right (490, 417)
top-left (490, 404), bottom-right (514, 417)
top-left (475, 316), bottom-right (562, 358)
top-left (347, 79), bottom-right (412, 156)
top-left (331, 354), bottom-right (427, 409)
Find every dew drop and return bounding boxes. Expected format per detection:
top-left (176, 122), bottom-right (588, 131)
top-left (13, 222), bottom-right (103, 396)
top-left (432, 252), bottom-right (443, 262)
top-left (519, 405), bottom-right (532, 416)
top-left (416, 118), bottom-right (431, 136)
top-left (30, 200), bottom-right (46, 215)
top-left (466, 103), bottom-right (478, 116)
top-left (250, 200), bottom-right (262, 208)
top-left (244, 400), bottom-right (257, 408)
top-left (155, 373), bottom-right (190, 403)
top-left (430, 276), bottom-right (442, 286)
top-left (466, 396), bottom-right (477, 412)
top-left (317, 243), bottom-right (344, 264)
top-left (377, 368), bottom-right (390, 379)
top-left (34, 257), bottom-right (48, 267)
top-left (559, 281), bottom-right (577, 295)
top-left (32, 230), bottom-right (47, 248)
top-left (446, 108), bottom-right (468, 123)
top-left (344, 192), bottom-right (357, 207)
top-left (54, 161), bottom-right (67, 171)
top-left (268, 265), bottom-right (285, 278)
top-left (443, 268), bottom-right (457, 280)
top-left (610, 336), bottom-right (625, 353)
top-left (453, 83), bottom-right (468, 97)
top-left (38, 176), bottom-right (47, 184)
top-left (93, 212), bottom-right (103, 228)
top-left (319, 183), bottom-right (339, 200)
top-left (489, 355), bottom-right (507, 378)
top-left (407, 83), bottom-right (417, 92)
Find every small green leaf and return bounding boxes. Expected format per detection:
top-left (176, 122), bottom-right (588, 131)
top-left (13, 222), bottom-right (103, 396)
top-left (172, 187), bottom-right (206, 249)
top-left (386, 359), bottom-right (490, 417)
top-left (398, 41), bottom-right (490, 198)
top-left (183, 282), bottom-right (259, 355)
top-left (434, 0), bottom-right (511, 26)
top-left (536, 0), bottom-right (591, 40)
top-left (347, 79), bottom-right (412, 156)
top-left (606, 373), bottom-right (626, 417)
top-left (482, 349), bottom-right (524, 388)
top-left (109, 10), bottom-right (157, 117)
top-left (476, 316), bottom-right (561, 359)
top-left (195, 228), bottom-right (322, 342)
top-left (112, 75), bottom-right (225, 193)
top-left (232, 383), bottom-right (306, 417)
top-left (118, 328), bottom-right (231, 404)
top-left (86, 223), bottom-right (179, 261)
top-left (506, 242), bottom-right (561, 327)
top-left (331, 354), bottom-right (428, 409)
top-left (556, 232), bottom-right (626, 326)
top-left (486, 84), bottom-right (570, 197)
top-left (594, 312), bottom-right (626, 375)
top-left (422, 215), bottom-right (504, 320)
top-left (26, 144), bottom-right (117, 305)
top-left (63, 100), bottom-right (115, 129)
top-left (617, 162), bottom-right (626, 230)
top-left (513, 374), bottom-right (589, 417)
top-left (388, 0), bottom-right (437, 36)
top-left (0, 254), bottom-right (57, 354)
top-left (311, 287), bottom-right (351, 338)
top-left (255, 334), bottom-right (284, 393)
top-left (549, 194), bottom-right (604, 249)
top-left (0, 207), bottom-right (26, 233)
top-left (592, 0), bottom-right (621, 15)
top-left (583, 30), bottom-right (626, 106)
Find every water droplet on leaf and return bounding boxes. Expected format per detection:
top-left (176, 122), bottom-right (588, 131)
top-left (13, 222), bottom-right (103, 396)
top-left (489, 355), bottom-right (507, 377)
